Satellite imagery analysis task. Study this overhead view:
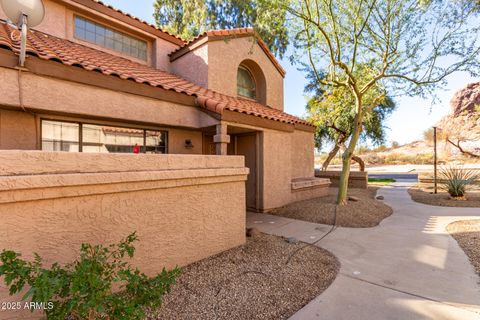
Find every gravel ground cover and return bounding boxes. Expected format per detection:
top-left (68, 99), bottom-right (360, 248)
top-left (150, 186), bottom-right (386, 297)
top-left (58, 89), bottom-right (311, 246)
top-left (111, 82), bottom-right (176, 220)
top-left (447, 220), bottom-right (480, 278)
top-left (270, 187), bottom-right (393, 227)
top-left (152, 234), bottom-right (339, 320)
top-left (409, 185), bottom-right (480, 208)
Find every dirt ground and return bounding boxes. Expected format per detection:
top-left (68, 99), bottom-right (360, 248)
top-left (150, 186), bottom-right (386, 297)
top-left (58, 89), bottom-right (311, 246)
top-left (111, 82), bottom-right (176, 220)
top-left (270, 187), bottom-right (393, 228)
top-left (409, 185), bottom-right (480, 208)
top-left (447, 220), bottom-right (480, 278)
top-left (152, 234), bottom-right (339, 320)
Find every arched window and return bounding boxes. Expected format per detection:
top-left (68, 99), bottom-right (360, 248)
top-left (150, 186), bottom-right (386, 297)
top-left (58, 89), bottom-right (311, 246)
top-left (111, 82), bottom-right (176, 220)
top-left (237, 66), bottom-right (256, 100)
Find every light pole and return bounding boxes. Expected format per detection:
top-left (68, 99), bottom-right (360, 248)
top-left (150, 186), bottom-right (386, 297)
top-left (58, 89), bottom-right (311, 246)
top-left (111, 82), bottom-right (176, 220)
top-left (433, 126), bottom-right (438, 194)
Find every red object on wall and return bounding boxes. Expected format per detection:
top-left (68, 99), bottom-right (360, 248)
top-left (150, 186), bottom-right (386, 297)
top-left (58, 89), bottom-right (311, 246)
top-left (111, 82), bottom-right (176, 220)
top-left (133, 144), bottom-right (140, 154)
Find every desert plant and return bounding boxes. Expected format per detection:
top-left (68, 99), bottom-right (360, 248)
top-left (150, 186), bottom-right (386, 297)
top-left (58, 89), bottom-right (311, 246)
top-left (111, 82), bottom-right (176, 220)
top-left (0, 232), bottom-right (181, 320)
top-left (440, 166), bottom-right (479, 198)
top-left (423, 128), bottom-right (435, 142)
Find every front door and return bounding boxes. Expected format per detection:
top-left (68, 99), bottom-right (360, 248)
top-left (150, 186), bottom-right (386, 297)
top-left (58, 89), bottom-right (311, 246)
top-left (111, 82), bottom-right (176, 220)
top-left (235, 134), bottom-right (257, 210)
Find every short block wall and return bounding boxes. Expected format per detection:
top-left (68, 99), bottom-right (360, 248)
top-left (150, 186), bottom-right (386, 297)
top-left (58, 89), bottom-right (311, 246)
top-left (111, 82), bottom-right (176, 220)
top-left (315, 170), bottom-right (368, 189)
top-left (418, 171), bottom-right (480, 186)
top-left (0, 151), bottom-right (248, 320)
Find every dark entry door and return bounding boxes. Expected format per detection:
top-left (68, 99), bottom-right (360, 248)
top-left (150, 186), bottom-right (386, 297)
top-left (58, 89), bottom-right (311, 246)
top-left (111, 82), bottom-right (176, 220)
top-left (235, 134), bottom-right (257, 210)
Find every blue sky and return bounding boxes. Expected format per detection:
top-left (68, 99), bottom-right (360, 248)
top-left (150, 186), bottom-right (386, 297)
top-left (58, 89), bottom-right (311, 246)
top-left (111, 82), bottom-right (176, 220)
top-left (104, 0), bottom-right (478, 146)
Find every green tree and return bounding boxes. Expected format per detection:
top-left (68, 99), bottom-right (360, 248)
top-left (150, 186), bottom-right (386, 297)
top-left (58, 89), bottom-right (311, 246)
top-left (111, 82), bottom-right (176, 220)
top-left (305, 66), bottom-right (396, 171)
top-left (154, 0), bottom-right (480, 204)
top-left (286, 0), bottom-right (480, 204)
top-left (153, 0), bottom-right (290, 57)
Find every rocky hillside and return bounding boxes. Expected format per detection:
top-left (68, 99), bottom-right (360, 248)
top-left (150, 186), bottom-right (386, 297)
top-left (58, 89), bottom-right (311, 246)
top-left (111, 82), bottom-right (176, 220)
top-left (437, 82), bottom-right (480, 158)
top-left (357, 82), bottom-right (480, 165)
top-left (450, 82), bottom-right (480, 116)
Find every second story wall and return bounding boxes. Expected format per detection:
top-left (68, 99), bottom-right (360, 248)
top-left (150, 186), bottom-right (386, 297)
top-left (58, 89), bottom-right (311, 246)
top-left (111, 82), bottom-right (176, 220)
top-left (170, 42), bottom-right (209, 88)
top-left (171, 36), bottom-right (285, 111)
top-left (208, 37), bottom-right (284, 111)
top-left (0, 0), bottom-right (181, 71)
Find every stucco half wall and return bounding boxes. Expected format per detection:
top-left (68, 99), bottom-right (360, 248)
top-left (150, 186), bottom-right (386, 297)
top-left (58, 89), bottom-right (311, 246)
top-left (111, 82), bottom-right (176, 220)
top-left (0, 151), bottom-right (248, 320)
top-left (259, 128), bottom-right (330, 211)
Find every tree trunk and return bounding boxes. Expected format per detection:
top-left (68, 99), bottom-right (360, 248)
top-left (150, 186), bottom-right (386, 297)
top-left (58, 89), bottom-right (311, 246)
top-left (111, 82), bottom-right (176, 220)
top-left (322, 144), bottom-right (341, 171)
top-left (352, 155), bottom-right (365, 172)
top-left (337, 96), bottom-right (363, 205)
top-left (322, 134), bottom-right (347, 171)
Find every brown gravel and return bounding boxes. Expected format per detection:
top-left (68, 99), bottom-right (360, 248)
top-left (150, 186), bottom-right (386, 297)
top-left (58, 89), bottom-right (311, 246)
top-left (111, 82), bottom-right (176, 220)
top-left (447, 220), bottom-right (480, 278)
top-left (409, 185), bottom-right (480, 208)
top-left (151, 234), bottom-right (339, 320)
top-left (270, 187), bottom-right (393, 228)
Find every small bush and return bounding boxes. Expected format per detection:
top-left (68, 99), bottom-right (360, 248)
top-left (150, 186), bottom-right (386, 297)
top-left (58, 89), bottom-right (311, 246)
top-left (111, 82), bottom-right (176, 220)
top-left (423, 128), bottom-right (435, 142)
top-left (391, 141), bottom-right (400, 148)
top-left (382, 153), bottom-right (434, 165)
top-left (440, 166), bottom-right (479, 198)
top-left (0, 232), bottom-right (181, 320)
top-left (375, 144), bottom-right (388, 152)
top-left (356, 146), bottom-right (371, 154)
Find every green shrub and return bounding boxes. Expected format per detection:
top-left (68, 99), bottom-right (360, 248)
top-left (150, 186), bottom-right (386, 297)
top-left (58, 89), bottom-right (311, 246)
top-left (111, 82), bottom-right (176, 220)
top-left (0, 233), bottom-right (181, 320)
top-left (440, 166), bottom-right (479, 198)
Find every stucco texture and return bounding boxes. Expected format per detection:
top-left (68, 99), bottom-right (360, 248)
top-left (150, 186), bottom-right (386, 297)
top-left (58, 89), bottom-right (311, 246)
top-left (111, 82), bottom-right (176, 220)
top-left (0, 109), bottom-right (37, 150)
top-left (315, 170), bottom-right (369, 189)
top-left (0, 151), bottom-right (248, 320)
top-left (172, 36), bottom-right (285, 111)
top-left (259, 128), bottom-right (326, 211)
top-left (168, 128), bottom-right (204, 154)
top-left (0, 67), bottom-right (217, 130)
top-left (171, 43), bottom-right (209, 88)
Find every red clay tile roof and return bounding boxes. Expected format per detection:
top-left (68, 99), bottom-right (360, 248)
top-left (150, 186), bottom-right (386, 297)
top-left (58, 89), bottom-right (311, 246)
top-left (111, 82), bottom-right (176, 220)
top-left (170, 27), bottom-right (286, 77)
top-left (0, 21), bottom-right (312, 127)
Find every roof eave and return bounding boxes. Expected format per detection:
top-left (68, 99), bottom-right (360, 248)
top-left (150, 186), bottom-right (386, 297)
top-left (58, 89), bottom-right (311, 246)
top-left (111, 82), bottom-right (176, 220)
top-left (60, 0), bottom-right (185, 46)
top-left (169, 29), bottom-right (286, 77)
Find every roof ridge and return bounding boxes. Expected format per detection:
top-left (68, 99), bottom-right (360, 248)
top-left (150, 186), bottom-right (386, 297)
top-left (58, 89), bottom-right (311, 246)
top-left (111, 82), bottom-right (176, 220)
top-left (169, 27), bottom-right (286, 77)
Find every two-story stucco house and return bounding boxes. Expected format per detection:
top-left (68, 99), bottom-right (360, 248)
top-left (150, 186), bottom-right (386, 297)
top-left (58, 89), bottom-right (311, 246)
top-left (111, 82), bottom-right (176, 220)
top-left (0, 0), bottom-right (329, 212)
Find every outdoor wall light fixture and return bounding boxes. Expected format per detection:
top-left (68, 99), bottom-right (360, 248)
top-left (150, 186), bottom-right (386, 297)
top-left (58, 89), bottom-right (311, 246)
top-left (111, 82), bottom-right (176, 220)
top-left (185, 139), bottom-right (194, 149)
top-left (1, 0), bottom-right (45, 67)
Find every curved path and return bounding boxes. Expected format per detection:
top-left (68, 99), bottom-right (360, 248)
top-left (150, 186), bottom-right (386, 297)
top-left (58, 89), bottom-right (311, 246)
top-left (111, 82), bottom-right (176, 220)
top-left (247, 183), bottom-right (480, 320)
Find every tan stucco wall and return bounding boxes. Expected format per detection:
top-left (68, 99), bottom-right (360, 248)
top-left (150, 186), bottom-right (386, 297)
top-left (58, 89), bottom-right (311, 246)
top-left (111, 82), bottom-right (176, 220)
top-left (155, 39), bottom-right (180, 71)
top-left (0, 109), bottom-right (37, 150)
top-left (208, 37), bottom-right (284, 110)
top-left (261, 129), bottom-right (292, 209)
top-left (170, 43), bottom-right (209, 88)
top-left (260, 128), bottom-right (324, 211)
top-left (291, 130), bottom-right (315, 179)
top-left (0, 0), bottom-right (179, 68)
top-left (0, 151), bottom-right (248, 320)
top-left (168, 128), bottom-right (203, 154)
top-left (0, 67), bottom-right (218, 129)
top-left (172, 37), bottom-right (285, 110)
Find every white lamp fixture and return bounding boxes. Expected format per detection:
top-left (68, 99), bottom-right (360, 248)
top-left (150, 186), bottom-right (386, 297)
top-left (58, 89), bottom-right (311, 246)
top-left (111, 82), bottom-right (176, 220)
top-left (1, 0), bottom-right (45, 66)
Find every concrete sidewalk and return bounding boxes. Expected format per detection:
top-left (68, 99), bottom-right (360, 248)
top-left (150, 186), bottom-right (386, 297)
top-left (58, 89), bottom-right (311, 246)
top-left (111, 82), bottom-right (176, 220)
top-left (247, 183), bottom-right (480, 320)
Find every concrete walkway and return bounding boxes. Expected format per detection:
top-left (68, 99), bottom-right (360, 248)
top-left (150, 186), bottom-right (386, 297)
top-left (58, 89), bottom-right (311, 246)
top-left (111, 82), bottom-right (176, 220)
top-left (247, 183), bottom-right (480, 320)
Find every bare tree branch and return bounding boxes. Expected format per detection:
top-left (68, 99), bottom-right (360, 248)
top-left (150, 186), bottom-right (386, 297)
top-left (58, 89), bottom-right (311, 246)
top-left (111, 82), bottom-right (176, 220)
top-left (446, 138), bottom-right (480, 159)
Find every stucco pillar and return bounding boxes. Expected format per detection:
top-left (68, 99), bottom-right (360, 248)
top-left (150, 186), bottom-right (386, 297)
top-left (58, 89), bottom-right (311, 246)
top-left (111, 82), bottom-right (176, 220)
top-left (214, 122), bottom-right (230, 155)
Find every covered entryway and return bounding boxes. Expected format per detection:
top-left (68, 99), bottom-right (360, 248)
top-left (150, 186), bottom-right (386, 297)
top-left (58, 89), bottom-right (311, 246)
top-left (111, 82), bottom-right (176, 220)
top-left (202, 124), bottom-right (261, 211)
top-left (232, 133), bottom-right (258, 209)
